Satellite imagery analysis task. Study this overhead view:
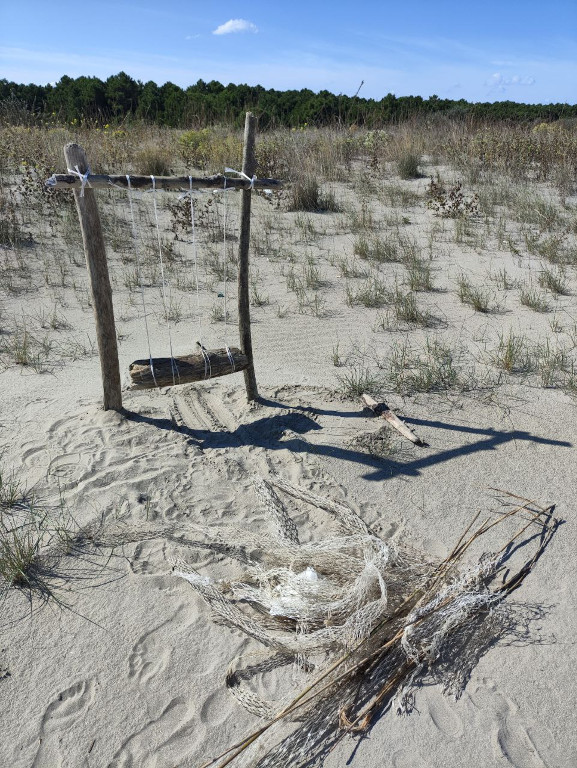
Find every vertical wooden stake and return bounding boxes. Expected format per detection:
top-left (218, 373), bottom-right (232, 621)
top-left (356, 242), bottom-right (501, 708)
top-left (64, 143), bottom-right (122, 411)
top-left (237, 112), bottom-right (259, 402)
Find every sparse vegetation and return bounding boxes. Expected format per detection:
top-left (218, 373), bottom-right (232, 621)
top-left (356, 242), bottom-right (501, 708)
top-left (457, 274), bottom-right (494, 313)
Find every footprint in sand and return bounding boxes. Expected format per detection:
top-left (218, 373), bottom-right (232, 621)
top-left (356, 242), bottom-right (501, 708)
top-left (129, 540), bottom-right (172, 577)
top-left (108, 696), bottom-right (201, 768)
top-left (47, 453), bottom-right (89, 489)
top-left (128, 628), bottom-right (171, 686)
top-left (425, 689), bottom-right (464, 740)
top-left (392, 748), bottom-right (428, 768)
top-left (32, 679), bottom-right (95, 767)
top-left (470, 679), bottom-right (561, 768)
top-left (199, 687), bottom-right (233, 727)
top-left (127, 607), bottom-right (192, 687)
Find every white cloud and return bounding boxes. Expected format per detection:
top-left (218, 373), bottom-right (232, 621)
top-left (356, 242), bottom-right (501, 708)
top-left (487, 72), bottom-right (536, 92)
top-left (212, 19), bottom-right (258, 36)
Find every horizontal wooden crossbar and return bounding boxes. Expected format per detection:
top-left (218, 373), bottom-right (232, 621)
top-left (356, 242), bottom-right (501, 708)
top-left (129, 347), bottom-right (249, 389)
top-left (46, 172), bottom-right (283, 192)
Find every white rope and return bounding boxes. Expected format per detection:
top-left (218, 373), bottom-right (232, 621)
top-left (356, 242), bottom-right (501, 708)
top-left (126, 175), bottom-right (158, 387)
top-left (66, 164), bottom-right (91, 197)
top-left (197, 343), bottom-right (212, 380)
top-left (188, 177), bottom-right (204, 348)
top-left (221, 173), bottom-right (236, 373)
top-left (225, 167), bottom-right (257, 190)
top-left (151, 175), bottom-right (179, 386)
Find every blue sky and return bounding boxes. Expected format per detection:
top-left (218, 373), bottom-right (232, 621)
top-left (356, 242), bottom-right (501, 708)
top-left (1, 1), bottom-right (576, 104)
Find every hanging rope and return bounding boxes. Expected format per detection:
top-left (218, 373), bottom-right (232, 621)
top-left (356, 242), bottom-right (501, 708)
top-left (222, 171), bottom-right (236, 373)
top-left (126, 175), bottom-right (158, 387)
top-left (151, 175), bottom-right (179, 386)
top-left (187, 177), bottom-right (211, 381)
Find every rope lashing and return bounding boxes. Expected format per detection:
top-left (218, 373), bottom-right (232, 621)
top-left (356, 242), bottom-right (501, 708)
top-left (225, 345), bottom-right (236, 372)
top-left (225, 167), bottom-right (257, 190)
top-left (66, 165), bottom-right (91, 197)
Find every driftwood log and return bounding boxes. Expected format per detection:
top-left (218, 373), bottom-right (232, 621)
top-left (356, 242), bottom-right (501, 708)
top-left (129, 347), bottom-right (248, 389)
top-left (361, 393), bottom-right (428, 447)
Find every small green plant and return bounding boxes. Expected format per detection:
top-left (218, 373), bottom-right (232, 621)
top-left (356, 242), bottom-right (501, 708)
top-left (335, 256), bottom-right (368, 279)
top-left (288, 178), bottom-right (340, 212)
top-left (376, 288), bottom-right (435, 329)
top-left (491, 267), bottom-right (518, 291)
top-left (0, 524), bottom-right (41, 588)
top-left (405, 258), bottom-right (434, 291)
top-left (332, 343), bottom-right (343, 367)
top-left (457, 274), bottom-right (493, 312)
top-left (520, 286), bottom-right (550, 312)
top-left (134, 146), bottom-right (172, 176)
top-left (538, 267), bottom-right (568, 296)
top-left (338, 366), bottom-right (382, 398)
top-left (397, 150), bottom-right (421, 180)
top-left (491, 331), bottom-right (534, 374)
top-left (534, 339), bottom-right (571, 387)
top-left (210, 302), bottom-right (225, 322)
top-left (354, 234), bottom-right (400, 263)
top-left (345, 277), bottom-right (389, 308)
top-left (387, 338), bottom-right (464, 395)
top-left (250, 284), bottom-right (270, 307)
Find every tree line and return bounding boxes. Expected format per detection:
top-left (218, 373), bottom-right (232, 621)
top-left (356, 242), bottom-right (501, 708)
top-left (1, 71), bottom-right (575, 128)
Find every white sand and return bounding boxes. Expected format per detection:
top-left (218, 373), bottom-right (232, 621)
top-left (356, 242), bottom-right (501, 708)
top-left (1, 173), bottom-right (576, 767)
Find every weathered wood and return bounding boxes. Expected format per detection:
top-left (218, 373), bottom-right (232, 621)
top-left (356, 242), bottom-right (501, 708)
top-left (361, 394), bottom-right (428, 447)
top-left (129, 347), bottom-right (248, 389)
top-left (46, 172), bottom-right (282, 192)
top-left (238, 112), bottom-right (259, 402)
top-left (64, 143), bottom-right (122, 411)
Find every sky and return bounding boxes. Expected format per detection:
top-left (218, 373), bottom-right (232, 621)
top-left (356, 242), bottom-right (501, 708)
top-left (1, 1), bottom-right (576, 104)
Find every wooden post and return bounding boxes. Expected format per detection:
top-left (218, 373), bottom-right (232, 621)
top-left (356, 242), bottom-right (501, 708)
top-left (64, 143), bottom-right (122, 411)
top-left (237, 113), bottom-right (259, 402)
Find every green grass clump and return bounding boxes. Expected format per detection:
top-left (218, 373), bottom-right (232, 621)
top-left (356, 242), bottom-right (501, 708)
top-left (134, 146), bottom-right (172, 176)
top-left (397, 151), bottom-right (421, 180)
top-left (288, 178), bottom-right (340, 212)
top-left (491, 331), bottom-right (534, 374)
top-left (338, 366), bottom-right (382, 398)
top-left (538, 267), bottom-right (569, 296)
top-left (457, 274), bottom-right (493, 313)
top-left (387, 338), bottom-right (465, 395)
top-left (520, 286), bottom-right (550, 312)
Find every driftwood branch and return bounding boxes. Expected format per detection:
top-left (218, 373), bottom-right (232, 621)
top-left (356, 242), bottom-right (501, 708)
top-left (129, 347), bottom-right (248, 389)
top-left (64, 143), bottom-right (122, 411)
top-left (237, 112), bottom-right (259, 402)
top-left (361, 394), bottom-right (428, 447)
top-left (46, 173), bottom-right (283, 192)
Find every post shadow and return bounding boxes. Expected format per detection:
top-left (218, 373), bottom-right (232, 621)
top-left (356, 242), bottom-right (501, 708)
top-left (122, 397), bottom-right (572, 483)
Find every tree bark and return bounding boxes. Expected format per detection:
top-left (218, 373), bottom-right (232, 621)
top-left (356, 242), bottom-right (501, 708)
top-left (64, 143), bottom-right (122, 411)
top-left (238, 112), bottom-right (259, 402)
top-left (129, 347), bottom-right (248, 389)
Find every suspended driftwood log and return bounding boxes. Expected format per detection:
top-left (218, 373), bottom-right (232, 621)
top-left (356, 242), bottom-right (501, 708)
top-left (129, 347), bottom-right (248, 389)
top-left (361, 393), bottom-right (428, 447)
top-left (46, 172), bottom-right (282, 192)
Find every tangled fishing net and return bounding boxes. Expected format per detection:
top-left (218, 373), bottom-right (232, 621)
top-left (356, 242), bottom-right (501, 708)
top-left (169, 477), bottom-right (558, 768)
